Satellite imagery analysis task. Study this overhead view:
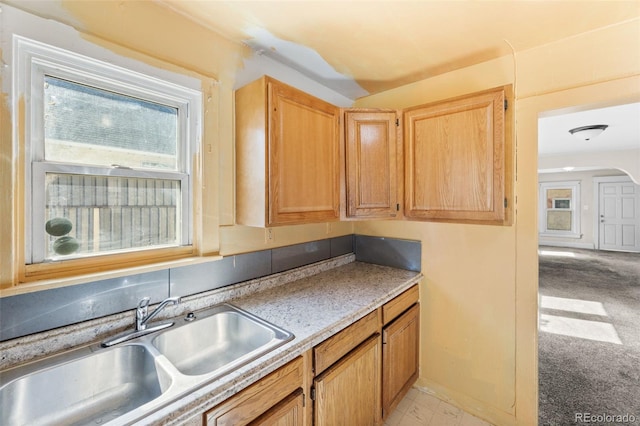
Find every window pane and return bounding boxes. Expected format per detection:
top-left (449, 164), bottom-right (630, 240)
top-left (44, 76), bottom-right (178, 170)
top-left (546, 188), bottom-right (572, 208)
top-left (547, 211), bottom-right (572, 231)
top-left (553, 199), bottom-right (571, 209)
top-left (44, 173), bottom-right (180, 259)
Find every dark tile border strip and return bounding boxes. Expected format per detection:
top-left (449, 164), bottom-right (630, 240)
top-left (0, 235), bottom-right (354, 341)
top-left (1, 234), bottom-right (421, 342)
top-left (354, 235), bottom-right (421, 272)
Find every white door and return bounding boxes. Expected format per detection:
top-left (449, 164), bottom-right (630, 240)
top-left (598, 179), bottom-right (640, 252)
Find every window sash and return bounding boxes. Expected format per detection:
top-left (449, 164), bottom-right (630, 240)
top-left (29, 58), bottom-right (191, 169)
top-left (31, 162), bottom-right (189, 264)
top-left (43, 75), bottom-right (180, 171)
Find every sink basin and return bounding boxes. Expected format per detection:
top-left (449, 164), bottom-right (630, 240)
top-left (152, 304), bottom-right (293, 376)
top-left (0, 345), bottom-right (169, 426)
top-left (0, 303), bottom-right (293, 425)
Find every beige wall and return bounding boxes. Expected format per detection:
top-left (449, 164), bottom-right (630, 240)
top-left (354, 18), bottom-right (640, 426)
top-left (2, 2), bottom-right (639, 425)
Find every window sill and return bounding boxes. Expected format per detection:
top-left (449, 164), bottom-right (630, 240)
top-left (1, 254), bottom-right (223, 298)
top-left (539, 232), bottom-right (583, 239)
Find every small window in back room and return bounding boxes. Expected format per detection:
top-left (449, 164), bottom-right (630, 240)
top-left (539, 181), bottom-right (581, 238)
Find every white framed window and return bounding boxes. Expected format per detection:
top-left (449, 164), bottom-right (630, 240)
top-left (15, 36), bottom-right (201, 266)
top-left (539, 181), bottom-right (581, 238)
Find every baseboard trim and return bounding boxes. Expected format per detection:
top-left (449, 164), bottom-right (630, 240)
top-left (538, 241), bottom-right (595, 250)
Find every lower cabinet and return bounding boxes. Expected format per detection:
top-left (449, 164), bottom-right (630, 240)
top-left (203, 285), bottom-right (419, 426)
top-left (204, 357), bottom-right (304, 426)
top-left (311, 310), bottom-right (381, 426)
top-left (314, 335), bottom-right (382, 426)
top-left (382, 303), bottom-right (420, 417)
top-left (309, 285), bottom-right (419, 424)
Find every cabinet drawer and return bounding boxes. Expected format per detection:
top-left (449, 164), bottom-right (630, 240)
top-left (249, 389), bottom-right (304, 426)
top-left (383, 285), bottom-right (419, 325)
top-left (314, 310), bottom-right (379, 375)
top-left (205, 357), bottom-right (304, 426)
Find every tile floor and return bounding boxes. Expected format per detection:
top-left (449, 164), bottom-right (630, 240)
top-left (384, 387), bottom-right (493, 426)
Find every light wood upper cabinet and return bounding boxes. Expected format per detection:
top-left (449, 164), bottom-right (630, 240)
top-left (344, 110), bottom-right (401, 218)
top-left (403, 86), bottom-right (512, 224)
top-left (236, 76), bottom-right (340, 227)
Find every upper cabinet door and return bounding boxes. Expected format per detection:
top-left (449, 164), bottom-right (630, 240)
top-left (345, 111), bottom-right (401, 218)
top-left (269, 81), bottom-right (340, 225)
top-left (235, 76), bottom-right (340, 227)
top-left (403, 87), bottom-right (512, 224)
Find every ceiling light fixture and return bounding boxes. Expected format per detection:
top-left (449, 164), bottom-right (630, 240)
top-left (568, 124), bottom-right (608, 141)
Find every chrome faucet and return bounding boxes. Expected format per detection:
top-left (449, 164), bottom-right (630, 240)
top-left (136, 297), bottom-right (181, 331)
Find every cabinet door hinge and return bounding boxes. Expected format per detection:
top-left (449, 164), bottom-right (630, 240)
top-left (310, 387), bottom-right (316, 401)
top-left (504, 198), bottom-right (508, 208)
top-left (396, 203), bottom-right (400, 211)
top-left (395, 118), bottom-right (400, 127)
top-left (504, 99), bottom-right (508, 111)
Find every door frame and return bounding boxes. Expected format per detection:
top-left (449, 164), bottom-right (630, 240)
top-left (592, 175), bottom-right (638, 251)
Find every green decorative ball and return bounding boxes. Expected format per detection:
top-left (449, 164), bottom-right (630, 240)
top-left (45, 218), bottom-right (73, 237)
top-left (53, 236), bottom-right (80, 255)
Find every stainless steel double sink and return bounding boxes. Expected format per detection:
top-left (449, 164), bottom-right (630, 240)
top-left (0, 303), bottom-right (294, 425)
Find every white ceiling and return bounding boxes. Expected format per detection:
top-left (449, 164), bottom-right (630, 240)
top-left (538, 102), bottom-right (640, 157)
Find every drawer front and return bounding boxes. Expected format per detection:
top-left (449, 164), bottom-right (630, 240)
top-left (205, 357), bottom-right (304, 426)
top-left (382, 285), bottom-right (419, 325)
top-left (249, 389), bottom-right (304, 426)
top-left (314, 309), bottom-right (379, 375)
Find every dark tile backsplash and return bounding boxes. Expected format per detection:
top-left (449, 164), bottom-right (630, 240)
top-left (0, 234), bottom-right (420, 342)
top-left (170, 250), bottom-right (272, 298)
top-left (355, 235), bottom-right (421, 272)
top-left (271, 240), bottom-right (331, 273)
top-left (330, 235), bottom-right (355, 257)
top-left (0, 270), bottom-right (168, 341)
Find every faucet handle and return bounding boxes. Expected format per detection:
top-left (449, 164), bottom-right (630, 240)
top-left (136, 297), bottom-right (151, 320)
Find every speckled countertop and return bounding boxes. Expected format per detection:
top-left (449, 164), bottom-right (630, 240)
top-left (148, 260), bottom-right (422, 426)
top-left (1, 256), bottom-right (422, 426)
